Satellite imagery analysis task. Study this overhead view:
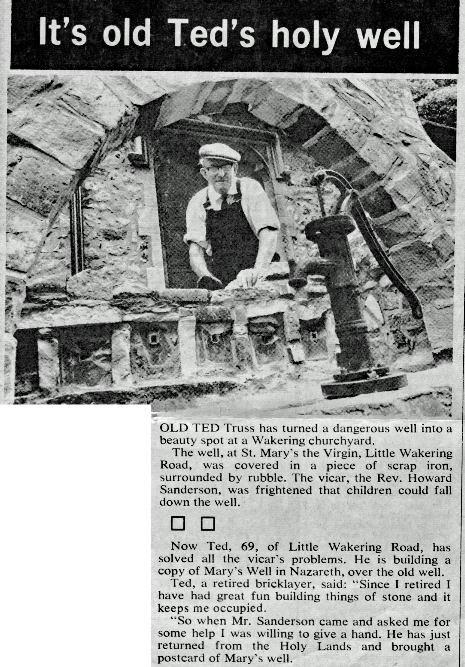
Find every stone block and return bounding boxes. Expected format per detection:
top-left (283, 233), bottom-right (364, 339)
top-left (201, 80), bottom-right (238, 115)
top-left (112, 281), bottom-right (151, 299)
top-left (415, 284), bottom-right (454, 353)
top-left (385, 173), bottom-right (421, 205)
top-left (178, 316), bottom-right (198, 377)
top-left (112, 324), bottom-right (133, 387)
top-left (130, 322), bottom-right (180, 381)
top-left (195, 306), bottom-right (233, 322)
top-left (287, 342), bottom-right (306, 363)
top-left (57, 76), bottom-right (133, 130)
top-left (283, 79), bottom-right (335, 116)
top-left (372, 211), bottom-right (423, 248)
top-left (5, 276), bottom-right (26, 334)
top-left (68, 267), bottom-right (146, 301)
top-left (101, 74), bottom-right (172, 107)
top-left (297, 296), bottom-right (331, 322)
top-left (18, 304), bottom-right (122, 330)
top-left (3, 334), bottom-right (18, 404)
top-left (232, 334), bottom-right (257, 370)
top-left (248, 91), bottom-right (301, 128)
top-left (379, 275), bottom-right (392, 289)
top-left (147, 267), bottom-right (166, 291)
top-left (309, 129), bottom-right (354, 168)
top-left (389, 240), bottom-right (440, 288)
top-left (26, 274), bottom-right (70, 296)
top-left (7, 74), bottom-right (56, 111)
top-left (37, 330), bottom-right (60, 391)
top-left (6, 199), bottom-right (49, 273)
top-left (283, 306), bottom-right (302, 343)
top-left (333, 109), bottom-right (371, 151)
top-left (7, 146), bottom-right (75, 218)
top-left (9, 98), bottom-right (105, 170)
top-left (363, 294), bottom-right (384, 331)
top-left (156, 82), bottom-right (217, 129)
top-left (232, 304), bottom-right (248, 331)
top-left (60, 325), bottom-right (112, 388)
top-left (361, 280), bottom-right (377, 292)
top-left (379, 289), bottom-right (402, 312)
top-left (115, 295), bottom-right (175, 316)
top-left (231, 304), bottom-right (256, 370)
top-left (431, 232), bottom-right (454, 261)
top-left (158, 289), bottom-right (210, 303)
top-left (214, 282), bottom-right (282, 302)
top-left (358, 136), bottom-right (398, 176)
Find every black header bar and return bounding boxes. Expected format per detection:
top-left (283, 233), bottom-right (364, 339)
top-left (10, 0), bottom-right (459, 73)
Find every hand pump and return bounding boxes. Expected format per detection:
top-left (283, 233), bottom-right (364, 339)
top-left (289, 169), bottom-right (423, 399)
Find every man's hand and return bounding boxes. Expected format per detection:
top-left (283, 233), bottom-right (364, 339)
top-left (190, 243), bottom-right (223, 290)
top-left (197, 275), bottom-right (223, 291)
top-left (230, 268), bottom-right (263, 289)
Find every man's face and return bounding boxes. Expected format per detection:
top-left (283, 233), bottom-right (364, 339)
top-left (200, 159), bottom-right (238, 195)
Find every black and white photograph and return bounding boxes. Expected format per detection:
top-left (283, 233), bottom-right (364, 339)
top-left (3, 74), bottom-right (458, 419)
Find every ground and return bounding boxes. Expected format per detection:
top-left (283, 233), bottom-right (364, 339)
top-left (151, 361), bottom-right (453, 419)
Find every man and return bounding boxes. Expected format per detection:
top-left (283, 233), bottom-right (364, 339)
top-left (184, 143), bottom-right (280, 290)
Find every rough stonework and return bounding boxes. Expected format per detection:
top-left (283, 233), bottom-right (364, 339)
top-left (75, 145), bottom-right (149, 285)
top-left (26, 208), bottom-right (71, 295)
top-left (5, 74), bottom-right (455, 405)
top-left (130, 321), bottom-right (181, 382)
top-left (413, 81), bottom-right (457, 127)
top-left (60, 325), bottom-right (112, 388)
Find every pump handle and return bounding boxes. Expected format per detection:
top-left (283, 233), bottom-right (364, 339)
top-left (310, 170), bottom-right (423, 319)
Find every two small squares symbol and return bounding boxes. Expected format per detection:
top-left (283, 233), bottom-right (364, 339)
top-left (171, 516), bottom-right (185, 531)
top-left (201, 517), bottom-right (215, 531)
top-left (170, 516), bottom-right (215, 530)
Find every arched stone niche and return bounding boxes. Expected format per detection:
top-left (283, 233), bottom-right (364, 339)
top-left (4, 74), bottom-right (455, 403)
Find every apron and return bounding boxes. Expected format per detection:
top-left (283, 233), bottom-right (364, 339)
top-left (204, 179), bottom-right (259, 286)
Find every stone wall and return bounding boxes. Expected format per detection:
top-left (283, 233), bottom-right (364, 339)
top-left (26, 142), bottom-right (151, 300)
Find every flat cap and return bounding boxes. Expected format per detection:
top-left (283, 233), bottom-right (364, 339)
top-left (199, 143), bottom-right (241, 163)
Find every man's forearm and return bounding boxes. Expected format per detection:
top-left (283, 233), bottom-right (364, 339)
top-left (189, 243), bottom-right (211, 278)
top-left (254, 227), bottom-right (278, 275)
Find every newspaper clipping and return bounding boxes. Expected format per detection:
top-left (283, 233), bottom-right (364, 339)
top-left (1, 1), bottom-right (463, 666)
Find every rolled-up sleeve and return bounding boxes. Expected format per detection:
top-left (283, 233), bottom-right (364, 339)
top-left (241, 178), bottom-right (281, 236)
top-left (184, 190), bottom-right (212, 254)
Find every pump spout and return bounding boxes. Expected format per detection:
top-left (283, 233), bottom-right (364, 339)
top-left (289, 257), bottom-right (337, 289)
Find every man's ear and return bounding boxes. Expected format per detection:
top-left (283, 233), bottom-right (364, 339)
top-left (200, 167), bottom-right (208, 182)
top-left (232, 163), bottom-right (238, 175)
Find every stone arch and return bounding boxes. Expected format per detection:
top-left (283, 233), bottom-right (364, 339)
top-left (4, 74), bottom-right (455, 401)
